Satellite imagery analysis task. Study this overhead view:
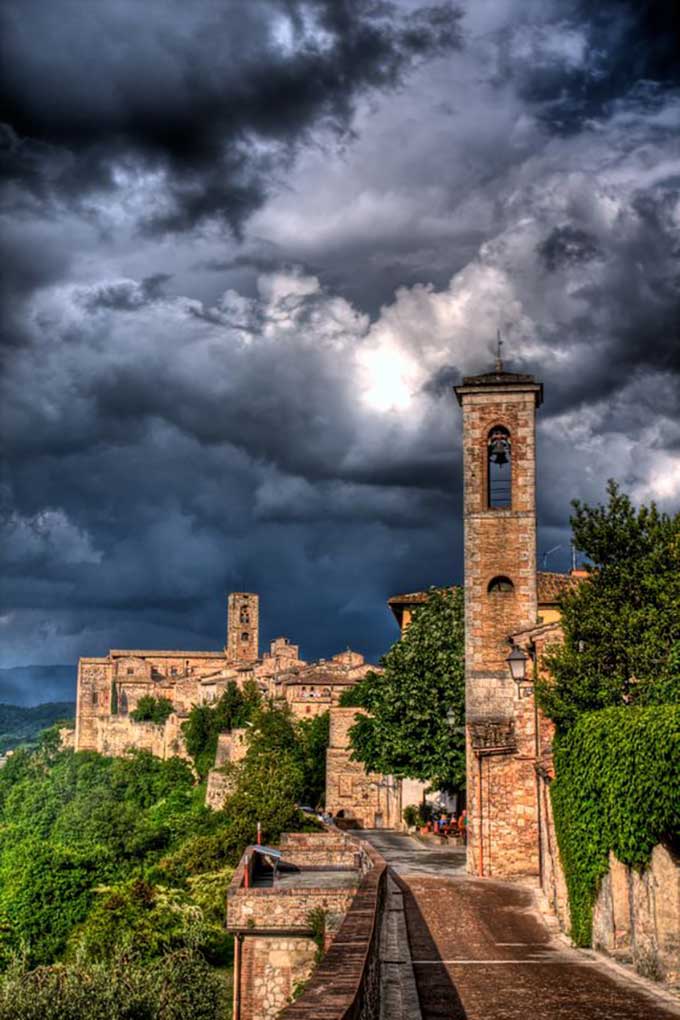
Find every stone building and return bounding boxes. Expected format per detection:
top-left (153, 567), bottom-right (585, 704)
top-left (268, 650), bottom-right (376, 721)
top-left (74, 592), bottom-right (373, 759)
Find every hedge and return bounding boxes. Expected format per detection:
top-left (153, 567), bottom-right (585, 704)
top-left (551, 704), bottom-right (680, 946)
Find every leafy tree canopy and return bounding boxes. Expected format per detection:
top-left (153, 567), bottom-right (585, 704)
top-left (131, 696), bottom-right (174, 725)
top-left (182, 680), bottom-right (260, 778)
top-left (537, 481), bottom-right (680, 730)
top-left (343, 587), bottom-right (465, 790)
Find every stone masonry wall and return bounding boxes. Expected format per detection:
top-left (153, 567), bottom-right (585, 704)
top-left (326, 708), bottom-right (401, 829)
top-left (75, 659), bottom-right (114, 751)
top-left (239, 935), bottom-right (317, 1020)
top-left (278, 832), bottom-right (362, 869)
top-left (279, 838), bottom-right (387, 1020)
top-left (457, 380), bottom-right (541, 880)
top-left (95, 713), bottom-right (189, 760)
top-left (228, 832), bottom-right (371, 1020)
top-left (591, 845), bottom-right (680, 985)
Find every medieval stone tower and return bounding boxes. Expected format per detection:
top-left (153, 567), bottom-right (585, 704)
top-left (226, 592), bottom-right (259, 662)
top-left (454, 360), bottom-right (543, 878)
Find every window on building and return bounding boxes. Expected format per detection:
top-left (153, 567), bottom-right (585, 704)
top-left (488, 425), bottom-right (511, 508)
top-left (241, 632), bottom-right (249, 642)
top-left (240, 607), bottom-right (249, 623)
top-left (120, 691), bottom-right (128, 715)
top-left (91, 690), bottom-right (98, 706)
top-left (170, 667), bottom-right (177, 676)
top-left (487, 576), bottom-right (514, 593)
top-left (127, 667), bottom-right (134, 675)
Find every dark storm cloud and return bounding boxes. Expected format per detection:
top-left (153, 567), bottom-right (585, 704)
top-left (0, 0), bottom-right (462, 234)
top-left (501, 0), bottom-right (680, 133)
top-left (537, 226), bottom-right (601, 272)
top-left (2, 0), bottom-right (680, 688)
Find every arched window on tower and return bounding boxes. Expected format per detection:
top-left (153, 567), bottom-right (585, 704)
top-left (487, 576), bottom-right (514, 594)
top-left (240, 607), bottom-right (249, 624)
top-left (488, 426), bottom-right (512, 508)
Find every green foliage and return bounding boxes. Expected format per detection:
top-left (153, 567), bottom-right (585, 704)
top-left (0, 702), bottom-right (75, 754)
top-left (0, 748), bottom-right (218, 964)
top-left (307, 907), bottom-right (326, 963)
top-left (131, 696), bottom-right (175, 725)
top-left (402, 804), bottom-right (418, 828)
top-left (182, 681), bottom-right (260, 778)
top-left (347, 587), bottom-right (465, 790)
top-left (67, 878), bottom-right (229, 965)
top-left (292, 712), bottom-right (329, 808)
top-left (0, 949), bottom-right (226, 1020)
top-left (537, 481), bottom-right (680, 730)
top-left (550, 705), bottom-right (680, 946)
top-left (0, 690), bottom-right (327, 1014)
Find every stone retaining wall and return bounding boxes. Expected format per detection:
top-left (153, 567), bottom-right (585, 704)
top-left (592, 844), bottom-right (680, 985)
top-left (278, 840), bottom-right (387, 1020)
top-left (538, 770), bottom-right (680, 987)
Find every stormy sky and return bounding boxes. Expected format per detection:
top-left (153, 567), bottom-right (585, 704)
top-left (2, 0), bottom-right (679, 704)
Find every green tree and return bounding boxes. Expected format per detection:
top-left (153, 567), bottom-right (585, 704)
top-left (537, 481), bottom-right (680, 731)
top-left (344, 587), bottom-right (465, 791)
top-left (182, 682), bottom-right (261, 778)
top-left (130, 696), bottom-right (174, 725)
top-left (296, 712), bottom-right (330, 808)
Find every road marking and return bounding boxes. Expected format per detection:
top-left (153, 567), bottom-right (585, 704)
top-left (412, 959), bottom-right (599, 965)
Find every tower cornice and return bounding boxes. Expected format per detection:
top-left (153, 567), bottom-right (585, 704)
top-left (454, 370), bottom-right (543, 407)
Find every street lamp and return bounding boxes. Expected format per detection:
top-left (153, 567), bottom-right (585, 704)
top-left (506, 645), bottom-right (529, 683)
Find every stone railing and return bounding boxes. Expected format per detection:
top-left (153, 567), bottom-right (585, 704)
top-left (278, 839), bottom-right (387, 1020)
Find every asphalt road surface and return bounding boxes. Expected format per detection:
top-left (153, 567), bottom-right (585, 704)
top-left (356, 830), bottom-right (680, 1020)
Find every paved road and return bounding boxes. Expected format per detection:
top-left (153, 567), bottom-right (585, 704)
top-left (358, 830), bottom-right (680, 1020)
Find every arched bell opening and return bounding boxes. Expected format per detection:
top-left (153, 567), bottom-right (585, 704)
top-left (488, 425), bottom-right (511, 508)
top-left (487, 575), bottom-right (514, 594)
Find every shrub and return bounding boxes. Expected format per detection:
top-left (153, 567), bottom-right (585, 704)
top-left (402, 805), bottom-right (418, 828)
top-left (0, 950), bottom-right (226, 1020)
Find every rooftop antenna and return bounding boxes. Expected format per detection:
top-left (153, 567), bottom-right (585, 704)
top-left (542, 544), bottom-right (562, 569)
top-left (495, 329), bottom-right (504, 372)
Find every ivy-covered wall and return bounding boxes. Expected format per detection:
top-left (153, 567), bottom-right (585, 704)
top-left (550, 704), bottom-right (680, 946)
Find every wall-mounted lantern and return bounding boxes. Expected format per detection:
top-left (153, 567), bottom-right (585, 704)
top-left (506, 645), bottom-right (529, 683)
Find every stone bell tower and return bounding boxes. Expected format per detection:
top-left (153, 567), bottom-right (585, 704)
top-left (454, 356), bottom-right (543, 878)
top-left (226, 592), bottom-right (259, 663)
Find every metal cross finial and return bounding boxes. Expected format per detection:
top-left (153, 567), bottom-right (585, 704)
top-left (495, 329), bottom-right (504, 372)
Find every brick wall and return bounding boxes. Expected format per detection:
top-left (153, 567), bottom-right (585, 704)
top-left (279, 839), bottom-right (387, 1020)
top-left (456, 376), bottom-right (542, 879)
top-left (227, 832), bottom-right (375, 1020)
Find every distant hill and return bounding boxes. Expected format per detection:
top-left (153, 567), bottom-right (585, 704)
top-left (0, 702), bottom-right (76, 753)
top-left (0, 665), bottom-right (76, 706)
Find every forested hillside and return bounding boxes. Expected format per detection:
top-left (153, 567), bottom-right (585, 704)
top-left (0, 702), bottom-right (75, 753)
top-left (0, 688), bottom-right (329, 1019)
